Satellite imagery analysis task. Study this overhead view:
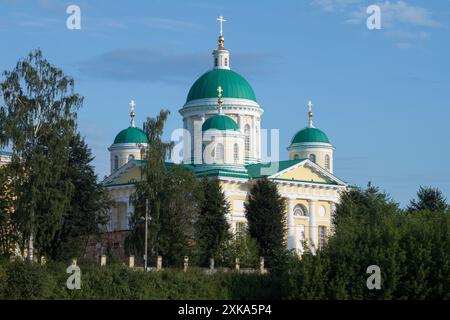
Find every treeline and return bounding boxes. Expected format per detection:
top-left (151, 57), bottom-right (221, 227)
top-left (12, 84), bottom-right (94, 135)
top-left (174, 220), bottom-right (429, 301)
top-left (0, 184), bottom-right (448, 300)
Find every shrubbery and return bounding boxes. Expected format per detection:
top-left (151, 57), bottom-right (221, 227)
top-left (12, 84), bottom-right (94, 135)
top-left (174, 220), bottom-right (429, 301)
top-left (0, 259), bottom-right (279, 300)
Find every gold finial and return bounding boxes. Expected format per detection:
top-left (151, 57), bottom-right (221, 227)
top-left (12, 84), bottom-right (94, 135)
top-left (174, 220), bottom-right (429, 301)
top-left (217, 86), bottom-right (223, 114)
top-left (130, 99), bottom-right (136, 127)
top-left (217, 15), bottom-right (227, 49)
top-left (307, 100), bottom-right (313, 128)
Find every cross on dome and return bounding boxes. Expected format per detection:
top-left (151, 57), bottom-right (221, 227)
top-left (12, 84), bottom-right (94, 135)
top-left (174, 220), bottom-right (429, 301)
top-left (308, 100), bottom-right (314, 128)
top-left (217, 15), bottom-right (227, 36)
top-left (217, 86), bottom-right (224, 114)
top-left (130, 99), bottom-right (136, 127)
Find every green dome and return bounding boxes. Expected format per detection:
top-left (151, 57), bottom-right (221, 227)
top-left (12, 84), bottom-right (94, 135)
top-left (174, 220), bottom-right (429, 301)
top-left (202, 114), bottom-right (240, 132)
top-left (186, 69), bottom-right (256, 103)
top-left (113, 127), bottom-right (148, 144)
top-left (291, 127), bottom-right (330, 144)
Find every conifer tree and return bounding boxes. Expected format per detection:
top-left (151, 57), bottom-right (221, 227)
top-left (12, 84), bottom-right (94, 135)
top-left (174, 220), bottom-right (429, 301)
top-left (407, 186), bottom-right (448, 212)
top-left (244, 177), bottom-right (287, 270)
top-left (195, 177), bottom-right (231, 266)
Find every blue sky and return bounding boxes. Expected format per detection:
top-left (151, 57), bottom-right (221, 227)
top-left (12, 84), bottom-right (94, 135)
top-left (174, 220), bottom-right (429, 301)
top-left (0, 0), bottom-right (449, 206)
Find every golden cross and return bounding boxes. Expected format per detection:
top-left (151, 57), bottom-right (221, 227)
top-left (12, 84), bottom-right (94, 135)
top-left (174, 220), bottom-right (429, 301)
top-left (217, 86), bottom-right (223, 98)
top-left (130, 99), bottom-right (135, 112)
top-left (217, 15), bottom-right (227, 36)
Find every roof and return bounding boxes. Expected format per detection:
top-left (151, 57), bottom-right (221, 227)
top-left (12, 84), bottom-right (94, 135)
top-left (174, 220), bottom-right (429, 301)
top-left (291, 127), bottom-right (330, 144)
top-left (186, 69), bottom-right (256, 103)
top-left (246, 159), bottom-right (305, 178)
top-left (113, 127), bottom-right (148, 144)
top-left (202, 114), bottom-right (240, 131)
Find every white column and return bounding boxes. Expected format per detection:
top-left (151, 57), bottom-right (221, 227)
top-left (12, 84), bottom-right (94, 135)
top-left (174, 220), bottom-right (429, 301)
top-left (287, 198), bottom-right (295, 251)
top-left (251, 116), bottom-right (256, 160)
top-left (193, 117), bottom-right (203, 165)
top-left (308, 199), bottom-right (317, 255)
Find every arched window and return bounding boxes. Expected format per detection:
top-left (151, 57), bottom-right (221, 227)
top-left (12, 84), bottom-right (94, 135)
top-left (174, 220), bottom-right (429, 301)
top-left (114, 156), bottom-right (119, 171)
top-left (294, 154), bottom-right (299, 160)
top-left (215, 58), bottom-right (218, 67)
top-left (224, 57), bottom-right (228, 66)
top-left (244, 124), bottom-right (251, 153)
top-left (128, 154), bottom-right (135, 161)
top-left (233, 143), bottom-right (239, 162)
top-left (293, 204), bottom-right (308, 217)
top-left (215, 143), bottom-right (224, 162)
top-left (325, 155), bottom-right (330, 171)
top-left (309, 154), bottom-right (316, 163)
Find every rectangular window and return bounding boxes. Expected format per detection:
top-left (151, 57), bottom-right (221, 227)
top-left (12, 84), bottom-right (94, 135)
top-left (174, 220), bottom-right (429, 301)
top-left (235, 222), bottom-right (246, 238)
top-left (318, 226), bottom-right (327, 250)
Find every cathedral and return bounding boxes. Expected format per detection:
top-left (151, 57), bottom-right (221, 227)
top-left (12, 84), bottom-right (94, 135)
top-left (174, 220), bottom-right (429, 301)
top-left (102, 17), bottom-right (349, 255)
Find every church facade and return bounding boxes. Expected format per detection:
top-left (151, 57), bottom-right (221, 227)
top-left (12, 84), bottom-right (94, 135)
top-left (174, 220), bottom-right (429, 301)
top-left (102, 19), bottom-right (349, 255)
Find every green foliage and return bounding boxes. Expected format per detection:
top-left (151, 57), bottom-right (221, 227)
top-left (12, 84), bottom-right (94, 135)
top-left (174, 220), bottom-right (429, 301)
top-left (0, 259), bottom-right (280, 300)
top-left (157, 165), bottom-right (199, 267)
top-left (222, 235), bottom-right (260, 269)
top-left (0, 165), bottom-right (16, 256)
top-left (245, 178), bottom-right (287, 271)
top-left (282, 184), bottom-right (450, 300)
top-left (195, 177), bottom-right (231, 266)
top-left (48, 134), bottom-right (112, 260)
top-left (407, 186), bottom-right (448, 213)
top-left (0, 49), bottom-right (81, 259)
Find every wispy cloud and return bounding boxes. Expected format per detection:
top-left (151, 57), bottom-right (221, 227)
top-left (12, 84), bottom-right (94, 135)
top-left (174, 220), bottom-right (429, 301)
top-left (312, 0), bottom-right (441, 48)
top-left (77, 47), bottom-right (278, 85)
top-left (312, 0), bottom-right (363, 12)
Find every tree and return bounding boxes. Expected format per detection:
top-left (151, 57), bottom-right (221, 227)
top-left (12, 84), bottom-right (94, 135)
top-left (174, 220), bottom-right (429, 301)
top-left (157, 165), bottom-right (199, 267)
top-left (47, 134), bottom-right (112, 260)
top-left (244, 177), bottom-right (287, 270)
top-left (0, 49), bottom-right (82, 260)
top-left (0, 164), bottom-right (17, 256)
top-left (195, 177), bottom-right (231, 266)
top-left (407, 186), bottom-right (448, 213)
top-left (125, 110), bottom-right (173, 263)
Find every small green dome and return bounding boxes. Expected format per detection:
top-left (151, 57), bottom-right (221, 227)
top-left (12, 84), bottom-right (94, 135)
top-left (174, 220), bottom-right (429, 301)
top-left (186, 69), bottom-right (256, 103)
top-left (291, 127), bottom-right (330, 144)
top-left (113, 127), bottom-right (148, 144)
top-left (202, 114), bottom-right (240, 132)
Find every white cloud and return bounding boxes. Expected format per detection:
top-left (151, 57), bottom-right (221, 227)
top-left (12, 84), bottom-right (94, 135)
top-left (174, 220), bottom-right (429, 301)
top-left (377, 1), bottom-right (440, 28)
top-left (312, 0), bottom-right (363, 12)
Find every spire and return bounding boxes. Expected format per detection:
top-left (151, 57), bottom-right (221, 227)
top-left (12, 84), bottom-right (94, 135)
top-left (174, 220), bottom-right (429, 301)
top-left (130, 99), bottom-right (136, 127)
top-left (217, 86), bottom-right (223, 114)
top-left (307, 100), bottom-right (314, 128)
top-left (213, 15), bottom-right (230, 69)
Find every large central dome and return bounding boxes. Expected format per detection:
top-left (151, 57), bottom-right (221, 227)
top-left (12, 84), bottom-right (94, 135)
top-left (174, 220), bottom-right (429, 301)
top-left (186, 69), bottom-right (256, 103)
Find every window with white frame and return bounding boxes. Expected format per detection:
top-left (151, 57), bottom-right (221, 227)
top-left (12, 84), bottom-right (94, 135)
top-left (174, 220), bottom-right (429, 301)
top-left (293, 204), bottom-right (308, 217)
top-left (325, 154), bottom-right (330, 171)
top-left (235, 222), bottom-right (246, 238)
top-left (244, 124), bottom-right (251, 153)
top-left (233, 143), bottom-right (239, 162)
top-left (318, 226), bottom-right (327, 250)
top-left (215, 143), bottom-right (224, 162)
top-left (309, 154), bottom-right (316, 163)
top-left (114, 156), bottom-right (119, 171)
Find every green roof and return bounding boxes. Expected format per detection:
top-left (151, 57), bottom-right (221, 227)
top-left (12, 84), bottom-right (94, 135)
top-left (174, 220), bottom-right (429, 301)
top-left (186, 69), bottom-right (256, 103)
top-left (113, 127), bottom-right (148, 144)
top-left (246, 159), bottom-right (306, 178)
top-left (202, 114), bottom-right (240, 131)
top-left (291, 127), bottom-right (330, 144)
